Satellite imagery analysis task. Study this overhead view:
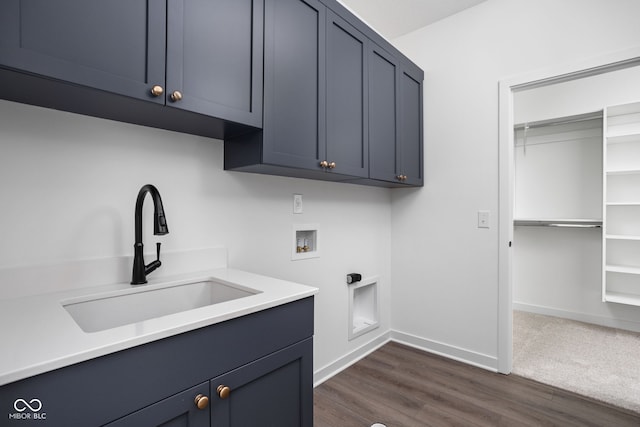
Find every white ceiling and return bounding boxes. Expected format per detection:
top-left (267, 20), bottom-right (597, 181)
top-left (339, 0), bottom-right (487, 39)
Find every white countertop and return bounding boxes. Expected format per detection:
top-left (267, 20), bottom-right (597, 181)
top-left (0, 268), bottom-right (317, 386)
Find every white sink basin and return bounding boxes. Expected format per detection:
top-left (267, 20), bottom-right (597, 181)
top-left (62, 279), bottom-right (260, 332)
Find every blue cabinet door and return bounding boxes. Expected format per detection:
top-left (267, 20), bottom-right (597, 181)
top-left (262, 0), bottom-right (326, 170)
top-left (368, 44), bottom-right (401, 183)
top-left (166, 0), bottom-right (263, 127)
top-left (0, 0), bottom-right (166, 104)
top-left (210, 338), bottom-right (313, 427)
top-left (326, 11), bottom-right (369, 178)
top-left (399, 62), bottom-right (424, 186)
top-left (105, 382), bottom-right (210, 427)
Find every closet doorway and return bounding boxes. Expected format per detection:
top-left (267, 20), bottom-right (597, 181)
top-left (497, 48), bottom-right (640, 375)
top-left (510, 71), bottom-right (640, 412)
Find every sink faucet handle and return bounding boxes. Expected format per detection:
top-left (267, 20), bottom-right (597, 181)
top-left (142, 242), bottom-right (163, 277)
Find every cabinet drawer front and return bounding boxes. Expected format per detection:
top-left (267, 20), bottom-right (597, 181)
top-left (0, 0), bottom-right (166, 103)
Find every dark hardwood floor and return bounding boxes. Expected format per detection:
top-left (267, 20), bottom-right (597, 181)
top-left (314, 341), bottom-right (640, 426)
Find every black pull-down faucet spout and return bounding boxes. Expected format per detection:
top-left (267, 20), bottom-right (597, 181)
top-left (131, 184), bottom-right (169, 285)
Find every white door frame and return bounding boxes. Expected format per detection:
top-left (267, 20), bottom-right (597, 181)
top-left (497, 47), bottom-right (640, 374)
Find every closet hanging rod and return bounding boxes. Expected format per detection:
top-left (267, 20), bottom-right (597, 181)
top-left (513, 135), bottom-right (602, 148)
top-left (547, 224), bottom-right (601, 228)
top-left (514, 111), bottom-right (603, 131)
top-left (514, 219), bottom-right (602, 227)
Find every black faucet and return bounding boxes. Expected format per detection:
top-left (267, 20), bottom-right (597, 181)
top-left (131, 184), bottom-right (169, 285)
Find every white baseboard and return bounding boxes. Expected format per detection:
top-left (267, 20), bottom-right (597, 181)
top-left (390, 330), bottom-right (498, 372)
top-left (513, 302), bottom-right (640, 333)
top-left (313, 332), bottom-right (391, 387)
top-left (313, 329), bottom-right (499, 386)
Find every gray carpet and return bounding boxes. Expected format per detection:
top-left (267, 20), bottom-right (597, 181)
top-left (513, 310), bottom-right (640, 414)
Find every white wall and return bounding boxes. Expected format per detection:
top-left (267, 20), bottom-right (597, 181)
top-left (0, 100), bottom-right (392, 379)
top-left (390, 0), bottom-right (640, 369)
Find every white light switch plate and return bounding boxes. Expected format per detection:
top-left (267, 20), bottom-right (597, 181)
top-left (478, 210), bottom-right (490, 228)
top-left (293, 194), bottom-right (303, 214)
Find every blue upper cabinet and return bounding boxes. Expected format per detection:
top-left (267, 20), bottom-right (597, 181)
top-left (0, 0), bottom-right (421, 187)
top-left (259, 0), bottom-right (369, 178)
top-left (228, 0), bottom-right (371, 181)
top-left (0, 0), bottom-right (167, 104)
top-left (0, 0), bottom-right (263, 136)
top-left (225, 0), bottom-right (423, 187)
top-left (369, 44), bottom-right (424, 187)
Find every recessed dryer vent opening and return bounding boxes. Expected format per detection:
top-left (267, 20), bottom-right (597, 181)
top-left (348, 276), bottom-right (379, 340)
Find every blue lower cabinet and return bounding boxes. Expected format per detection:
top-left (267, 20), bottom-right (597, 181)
top-left (0, 298), bottom-right (314, 427)
top-left (107, 339), bottom-right (313, 427)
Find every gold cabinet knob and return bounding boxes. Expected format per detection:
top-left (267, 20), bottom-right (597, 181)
top-left (328, 161), bottom-right (336, 169)
top-left (319, 160), bottom-right (329, 168)
top-left (194, 394), bottom-right (209, 410)
top-left (170, 90), bottom-right (183, 102)
top-left (396, 175), bottom-right (404, 181)
top-left (217, 385), bottom-right (231, 399)
top-left (150, 85), bottom-right (164, 97)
